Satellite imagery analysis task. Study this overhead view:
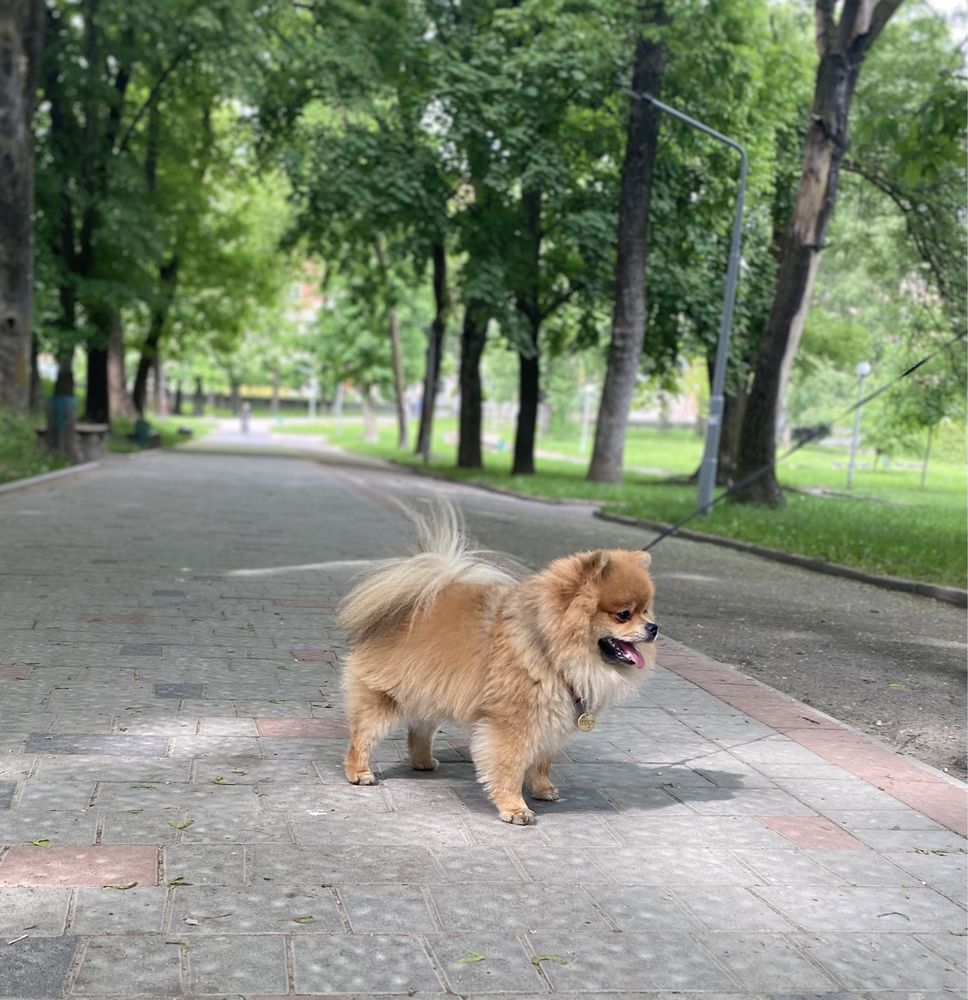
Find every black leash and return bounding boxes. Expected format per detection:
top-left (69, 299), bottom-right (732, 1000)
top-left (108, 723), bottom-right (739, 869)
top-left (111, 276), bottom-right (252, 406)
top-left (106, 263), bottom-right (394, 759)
top-left (643, 330), bottom-right (967, 552)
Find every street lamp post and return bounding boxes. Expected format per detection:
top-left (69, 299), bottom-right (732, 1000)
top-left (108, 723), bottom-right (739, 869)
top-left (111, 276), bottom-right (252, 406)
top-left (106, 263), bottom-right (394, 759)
top-left (628, 91), bottom-right (747, 516)
top-left (847, 360), bottom-right (872, 489)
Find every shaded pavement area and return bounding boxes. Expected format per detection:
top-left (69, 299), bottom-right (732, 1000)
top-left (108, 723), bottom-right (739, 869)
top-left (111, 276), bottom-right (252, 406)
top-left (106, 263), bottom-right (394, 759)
top-left (0, 449), bottom-right (965, 999)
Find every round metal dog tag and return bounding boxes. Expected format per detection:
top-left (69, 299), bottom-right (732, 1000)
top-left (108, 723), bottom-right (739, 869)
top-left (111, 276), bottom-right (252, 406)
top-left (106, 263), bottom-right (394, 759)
top-left (576, 712), bottom-right (596, 733)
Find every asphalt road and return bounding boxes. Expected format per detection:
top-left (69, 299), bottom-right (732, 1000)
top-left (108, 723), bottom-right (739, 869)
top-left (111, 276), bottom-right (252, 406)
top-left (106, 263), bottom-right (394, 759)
top-left (332, 460), bottom-right (968, 782)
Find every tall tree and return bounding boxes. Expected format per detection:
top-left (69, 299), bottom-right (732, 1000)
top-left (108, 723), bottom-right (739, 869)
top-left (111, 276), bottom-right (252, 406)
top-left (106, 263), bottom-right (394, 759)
top-left (733, 0), bottom-right (904, 505)
top-left (587, 1), bottom-right (667, 484)
top-left (0, 0), bottom-right (43, 412)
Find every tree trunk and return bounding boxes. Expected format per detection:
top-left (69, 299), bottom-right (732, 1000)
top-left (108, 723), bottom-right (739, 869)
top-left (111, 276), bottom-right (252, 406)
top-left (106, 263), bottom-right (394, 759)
top-left (153, 354), bottom-right (167, 415)
top-left (587, 1), bottom-right (667, 484)
top-left (271, 369), bottom-right (280, 418)
top-left (920, 423), bottom-right (933, 489)
top-left (415, 241), bottom-right (447, 459)
top-left (361, 383), bottom-right (378, 443)
top-left (229, 379), bottom-right (241, 415)
top-left (108, 309), bottom-right (136, 419)
top-left (372, 239), bottom-right (408, 450)
top-left (388, 308), bottom-right (407, 449)
top-left (192, 377), bottom-right (204, 416)
top-left (0, 0), bottom-right (43, 413)
top-left (29, 338), bottom-right (43, 412)
top-left (734, 0), bottom-right (903, 506)
top-left (512, 350), bottom-right (540, 476)
top-left (54, 348), bottom-right (74, 397)
top-left (717, 386), bottom-right (748, 487)
top-left (133, 256), bottom-right (178, 415)
top-left (84, 341), bottom-right (109, 424)
top-left (173, 381), bottom-right (183, 416)
top-left (511, 186), bottom-right (543, 477)
top-left (457, 302), bottom-right (488, 468)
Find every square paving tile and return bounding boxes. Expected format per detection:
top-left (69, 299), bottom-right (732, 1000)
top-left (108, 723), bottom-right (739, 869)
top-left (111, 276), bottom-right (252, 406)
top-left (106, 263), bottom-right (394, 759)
top-left (0, 936), bottom-right (79, 997)
top-left (753, 884), bottom-right (967, 932)
top-left (584, 885), bottom-right (698, 930)
top-left (797, 932), bottom-right (968, 990)
top-left (161, 845), bottom-right (245, 885)
top-left (186, 934), bottom-right (289, 995)
top-left (428, 931), bottom-right (548, 994)
top-left (24, 733), bottom-right (168, 757)
top-left (338, 884), bottom-right (438, 933)
top-left (0, 780), bottom-right (15, 809)
top-left (168, 884), bottom-right (343, 934)
top-left (671, 886), bottom-right (796, 932)
top-left (155, 682), bottom-right (204, 698)
top-left (702, 932), bottom-right (838, 991)
top-left (526, 930), bottom-right (736, 992)
top-left (0, 845), bottom-right (159, 886)
top-left (73, 936), bottom-right (182, 995)
top-left (120, 643), bottom-right (164, 656)
top-left (0, 886), bottom-right (71, 935)
top-left (431, 883), bottom-right (608, 932)
top-left (70, 885), bottom-right (167, 934)
top-left (587, 845), bottom-right (756, 885)
top-left (292, 933), bottom-right (443, 994)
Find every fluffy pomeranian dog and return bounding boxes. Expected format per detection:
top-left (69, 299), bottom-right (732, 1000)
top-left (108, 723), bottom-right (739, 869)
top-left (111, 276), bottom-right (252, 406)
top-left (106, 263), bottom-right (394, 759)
top-left (338, 505), bottom-right (658, 824)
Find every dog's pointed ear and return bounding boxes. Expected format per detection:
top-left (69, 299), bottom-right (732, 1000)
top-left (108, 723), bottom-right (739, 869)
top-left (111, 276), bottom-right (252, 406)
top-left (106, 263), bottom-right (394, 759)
top-left (579, 550), bottom-right (611, 580)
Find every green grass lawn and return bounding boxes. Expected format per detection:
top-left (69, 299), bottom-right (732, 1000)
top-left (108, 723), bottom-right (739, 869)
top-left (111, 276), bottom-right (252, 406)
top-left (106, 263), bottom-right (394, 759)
top-left (275, 414), bottom-right (967, 589)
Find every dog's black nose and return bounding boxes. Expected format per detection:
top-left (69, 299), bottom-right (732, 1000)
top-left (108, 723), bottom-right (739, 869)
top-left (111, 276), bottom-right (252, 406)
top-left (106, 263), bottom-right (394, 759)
top-left (644, 622), bottom-right (659, 640)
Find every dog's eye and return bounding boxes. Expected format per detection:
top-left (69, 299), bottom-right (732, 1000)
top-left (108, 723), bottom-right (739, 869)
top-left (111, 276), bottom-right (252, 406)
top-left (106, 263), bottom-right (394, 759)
top-left (615, 610), bottom-right (632, 622)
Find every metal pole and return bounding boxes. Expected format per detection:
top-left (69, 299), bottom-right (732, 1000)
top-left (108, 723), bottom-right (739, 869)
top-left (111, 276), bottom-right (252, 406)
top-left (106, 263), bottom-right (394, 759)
top-left (847, 361), bottom-right (871, 489)
top-left (629, 92), bottom-right (748, 516)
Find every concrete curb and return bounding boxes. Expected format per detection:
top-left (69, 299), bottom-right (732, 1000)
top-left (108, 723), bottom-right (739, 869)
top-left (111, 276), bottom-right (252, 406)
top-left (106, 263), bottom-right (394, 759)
top-left (597, 509), bottom-right (968, 608)
top-left (0, 461), bottom-right (100, 498)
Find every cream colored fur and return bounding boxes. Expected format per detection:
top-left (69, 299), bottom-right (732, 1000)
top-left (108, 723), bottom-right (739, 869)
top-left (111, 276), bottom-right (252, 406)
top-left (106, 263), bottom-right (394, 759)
top-left (338, 503), bottom-right (657, 824)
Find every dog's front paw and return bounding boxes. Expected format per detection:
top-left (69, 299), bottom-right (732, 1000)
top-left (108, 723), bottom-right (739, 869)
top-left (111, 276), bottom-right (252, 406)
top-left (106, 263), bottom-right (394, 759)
top-left (530, 785), bottom-right (559, 801)
top-left (346, 769), bottom-right (377, 786)
top-left (499, 806), bottom-right (536, 825)
top-left (410, 756), bottom-right (439, 771)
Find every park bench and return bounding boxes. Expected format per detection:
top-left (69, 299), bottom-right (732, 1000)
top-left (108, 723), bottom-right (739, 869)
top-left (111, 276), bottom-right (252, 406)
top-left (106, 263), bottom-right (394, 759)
top-left (36, 421), bottom-right (108, 461)
top-left (75, 423), bottom-right (110, 461)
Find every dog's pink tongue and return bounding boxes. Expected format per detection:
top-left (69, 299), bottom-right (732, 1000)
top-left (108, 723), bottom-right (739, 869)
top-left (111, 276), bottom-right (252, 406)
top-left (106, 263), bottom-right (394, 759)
top-left (616, 640), bottom-right (646, 669)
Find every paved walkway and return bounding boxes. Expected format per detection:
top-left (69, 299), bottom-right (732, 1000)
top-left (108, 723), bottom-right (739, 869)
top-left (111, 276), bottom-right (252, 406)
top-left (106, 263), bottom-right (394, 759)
top-left (0, 450), bottom-right (964, 1000)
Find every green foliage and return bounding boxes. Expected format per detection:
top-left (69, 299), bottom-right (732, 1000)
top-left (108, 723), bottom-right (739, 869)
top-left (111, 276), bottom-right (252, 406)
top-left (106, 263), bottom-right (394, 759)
top-left (643, 0), bottom-right (814, 383)
top-left (0, 409), bottom-right (70, 485)
top-left (847, 4), bottom-right (967, 334)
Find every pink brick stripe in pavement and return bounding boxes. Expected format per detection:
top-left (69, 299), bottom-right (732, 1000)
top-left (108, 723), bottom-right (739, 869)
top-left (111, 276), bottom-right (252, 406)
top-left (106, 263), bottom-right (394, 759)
top-left (289, 647), bottom-right (338, 662)
top-left (0, 845), bottom-right (159, 886)
top-left (659, 638), bottom-right (968, 836)
top-left (0, 664), bottom-right (31, 679)
top-left (759, 815), bottom-right (866, 849)
top-left (272, 598), bottom-right (338, 609)
top-left (256, 718), bottom-right (350, 738)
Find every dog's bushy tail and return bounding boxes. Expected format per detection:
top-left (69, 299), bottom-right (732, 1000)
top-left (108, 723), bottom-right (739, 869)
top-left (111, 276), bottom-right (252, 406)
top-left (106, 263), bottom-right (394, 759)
top-left (338, 501), bottom-right (515, 642)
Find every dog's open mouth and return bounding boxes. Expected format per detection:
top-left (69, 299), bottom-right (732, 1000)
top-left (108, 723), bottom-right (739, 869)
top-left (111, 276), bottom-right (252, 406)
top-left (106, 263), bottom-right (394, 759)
top-left (598, 637), bottom-right (646, 669)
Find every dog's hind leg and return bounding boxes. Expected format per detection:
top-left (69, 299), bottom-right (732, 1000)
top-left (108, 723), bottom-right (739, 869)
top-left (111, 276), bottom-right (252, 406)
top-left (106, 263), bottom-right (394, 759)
top-left (406, 719), bottom-right (441, 771)
top-left (344, 680), bottom-right (399, 786)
